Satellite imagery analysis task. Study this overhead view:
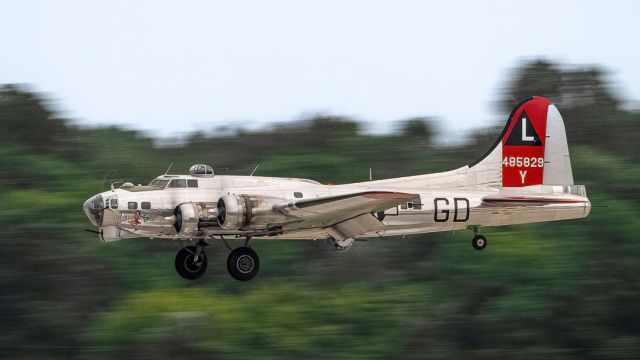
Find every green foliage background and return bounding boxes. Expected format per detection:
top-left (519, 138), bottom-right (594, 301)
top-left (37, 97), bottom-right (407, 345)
top-left (1, 60), bottom-right (639, 359)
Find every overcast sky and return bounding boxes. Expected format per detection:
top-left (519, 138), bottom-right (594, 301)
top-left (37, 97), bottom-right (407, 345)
top-left (1, 0), bottom-right (638, 137)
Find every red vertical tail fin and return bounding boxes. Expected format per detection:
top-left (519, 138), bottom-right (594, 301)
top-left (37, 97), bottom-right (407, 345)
top-left (501, 96), bottom-right (550, 186)
top-left (471, 96), bottom-right (574, 187)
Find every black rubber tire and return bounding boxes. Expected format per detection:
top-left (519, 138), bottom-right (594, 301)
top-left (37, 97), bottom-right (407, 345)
top-left (227, 247), bottom-right (260, 281)
top-left (175, 246), bottom-right (208, 280)
top-left (472, 235), bottom-right (487, 251)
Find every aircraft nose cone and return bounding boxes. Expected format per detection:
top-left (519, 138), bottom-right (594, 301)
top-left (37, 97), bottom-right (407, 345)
top-left (84, 194), bottom-right (104, 226)
top-left (83, 197), bottom-right (93, 218)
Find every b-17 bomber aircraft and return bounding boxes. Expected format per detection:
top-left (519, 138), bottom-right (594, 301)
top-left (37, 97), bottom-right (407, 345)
top-left (84, 96), bottom-right (591, 281)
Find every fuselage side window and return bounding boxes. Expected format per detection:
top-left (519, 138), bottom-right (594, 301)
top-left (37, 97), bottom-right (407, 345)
top-left (110, 198), bottom-right (118, 209)
top-left (141, 202), bottom-right (151, 209)
top-left (168, 179), bottom-right (187, 188)
top-left (294, 192), bottom-right (303, 198)
top-left (187, 179), bottom-right (198, 188)
top-left (128, 202), bottom-right (137, 210)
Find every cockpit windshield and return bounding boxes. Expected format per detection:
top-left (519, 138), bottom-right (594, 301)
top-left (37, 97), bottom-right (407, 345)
top-left (149, 179), bottom-right (170, 188)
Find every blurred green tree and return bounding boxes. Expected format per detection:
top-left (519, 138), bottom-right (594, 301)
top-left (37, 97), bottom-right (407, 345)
top-left (0, 58), bottom-right (639, 359)
top-left (0, 84), bottom-right (78, 156)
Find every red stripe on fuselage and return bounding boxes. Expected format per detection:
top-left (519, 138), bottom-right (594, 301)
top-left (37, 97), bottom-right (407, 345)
top-left (483, 197), bottom-right (587, 205)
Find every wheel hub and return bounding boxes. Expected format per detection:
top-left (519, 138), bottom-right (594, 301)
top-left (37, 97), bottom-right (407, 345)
top-left (236, 254), bottom-right (254, 273)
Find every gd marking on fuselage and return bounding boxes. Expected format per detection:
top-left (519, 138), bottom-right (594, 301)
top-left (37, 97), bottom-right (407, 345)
top-left (433, 198), bottom-right (470, 223)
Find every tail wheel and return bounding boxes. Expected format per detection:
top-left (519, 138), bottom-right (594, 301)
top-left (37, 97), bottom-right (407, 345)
top-left (472, 235), bottom-right (487, 251)
top-left (227, 247), bottom-right (260, 281)
top-left (175, 246), bottom-right (208, 280)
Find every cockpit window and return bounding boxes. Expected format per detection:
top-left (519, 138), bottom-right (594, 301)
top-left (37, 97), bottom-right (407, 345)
top-left (149, 179), bottom-right (170, 188)
top-left (110, 198), bottom-right (118, 209)
top-left (168, 179), bottom-right (187, 188)
top-left (187, 179), bottom-right (198, 188)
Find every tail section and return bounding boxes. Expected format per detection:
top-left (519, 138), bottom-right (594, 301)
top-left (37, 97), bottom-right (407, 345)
top-left (472, 96), bottom-right (574, 187)
top-left (363, 96), bottom-right (575, 190)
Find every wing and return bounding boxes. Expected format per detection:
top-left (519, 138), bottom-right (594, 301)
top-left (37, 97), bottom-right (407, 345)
top-left (275, 191), bottom-right (417, 239)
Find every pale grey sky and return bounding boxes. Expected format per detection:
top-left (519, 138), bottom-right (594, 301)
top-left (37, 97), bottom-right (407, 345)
top-left (1, 0), bottom-right (638, 137)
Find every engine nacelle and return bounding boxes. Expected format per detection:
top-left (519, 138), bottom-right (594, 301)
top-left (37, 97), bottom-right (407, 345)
top-left (174, 203), bottom-right (199, 236)
top-left (173, 202), bottom-right (220, 236)
top-left (217, 194), bottom-right (288, 231)
top-left (217, 194), bottom-right (251, 230)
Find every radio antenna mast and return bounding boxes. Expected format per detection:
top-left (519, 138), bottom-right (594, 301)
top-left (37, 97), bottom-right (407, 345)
top-left (250, 164), bottom-right (260, 176)
top-left (164, 162), bottom-right (174, 175)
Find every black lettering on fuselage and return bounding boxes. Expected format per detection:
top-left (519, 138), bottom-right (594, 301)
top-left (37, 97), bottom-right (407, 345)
top-left (434, 197), bottom-right (470, 222)
top-left (454, 198), bottom-right (470, 222)
top-left (434, 198), bottom-right (449, 222)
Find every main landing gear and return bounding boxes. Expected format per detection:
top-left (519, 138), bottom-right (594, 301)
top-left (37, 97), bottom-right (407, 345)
top-left (174, 237), bottom-right (261, 281)
top-left (175, 244), bottom-right (208, 280)
top-left (227, 246), bottom-right (260, 281)
top-left (469, 226), bottom-right (487, 251)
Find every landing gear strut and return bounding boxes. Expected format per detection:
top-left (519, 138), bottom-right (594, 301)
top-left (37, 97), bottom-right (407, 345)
top-left (175, 244), bottom-right (208, 280)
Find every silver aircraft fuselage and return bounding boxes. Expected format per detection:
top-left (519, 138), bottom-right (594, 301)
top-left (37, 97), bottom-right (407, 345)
top-left (84, 173), bottom-right (590, 243)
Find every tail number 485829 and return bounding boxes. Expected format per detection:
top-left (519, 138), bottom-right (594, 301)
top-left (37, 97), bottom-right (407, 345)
top-left (502, 156), bottom-right (544, 168)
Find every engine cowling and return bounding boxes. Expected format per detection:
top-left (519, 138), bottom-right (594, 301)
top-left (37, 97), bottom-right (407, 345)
top-left (217, 194), bottom-right (251, 230)
top-left (174, 203), bottom-right (199, 235)
top-left (174, 202), bottom-right (219, 236)
top-left (216, 194), bottom-right (288, 231)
